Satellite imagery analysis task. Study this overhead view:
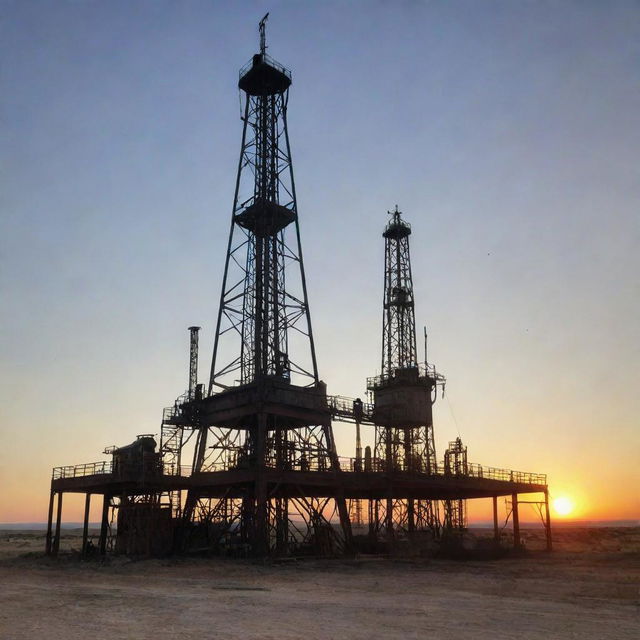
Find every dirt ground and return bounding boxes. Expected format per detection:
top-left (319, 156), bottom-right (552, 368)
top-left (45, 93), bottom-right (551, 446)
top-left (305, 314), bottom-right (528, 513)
top-left (0, 527), bottom-right (638, 639)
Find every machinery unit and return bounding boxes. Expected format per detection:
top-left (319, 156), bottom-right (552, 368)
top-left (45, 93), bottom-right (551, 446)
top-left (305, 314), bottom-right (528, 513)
top-left (109, 435), bottom-right (161, 480)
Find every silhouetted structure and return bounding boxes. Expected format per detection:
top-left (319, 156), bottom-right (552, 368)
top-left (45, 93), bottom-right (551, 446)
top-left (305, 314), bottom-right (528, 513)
top-left (174, 14), bottom-right (351, 556)
top-left (367, 206), bottom-right (465, 543)
top-left (45, 18), bottom-right (552, 559)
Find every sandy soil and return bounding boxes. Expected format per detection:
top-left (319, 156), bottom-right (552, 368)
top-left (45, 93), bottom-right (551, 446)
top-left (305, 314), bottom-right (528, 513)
top-left (0, 527), bottom-right (638, 639)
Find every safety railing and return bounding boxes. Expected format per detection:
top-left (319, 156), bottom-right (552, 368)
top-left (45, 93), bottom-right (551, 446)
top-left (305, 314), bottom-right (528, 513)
top-left (239, 52), bottom-right (291, 81)
top-left (384, 216), bottom-right (411, 235)
top-left (162, 389), bottom-right (193, 422)
top-left (52, 461), bottom-right (112, 479)
top-left (366, 362), bottom-right (446, 390)
top-left (53, 457), bottom-right (545, 485)
top-left (464, 463), bottom-right (546, 485)
top-left (335, 456), bottom-right (546, 484)
top-left (327, 395), bottom-right (375, 423)
top-left (162, 463), bottom-right (193, 477)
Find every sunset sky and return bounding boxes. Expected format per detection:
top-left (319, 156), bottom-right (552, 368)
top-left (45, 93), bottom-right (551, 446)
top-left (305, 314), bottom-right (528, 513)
top-left (1, 1), bottom-right (638, 524)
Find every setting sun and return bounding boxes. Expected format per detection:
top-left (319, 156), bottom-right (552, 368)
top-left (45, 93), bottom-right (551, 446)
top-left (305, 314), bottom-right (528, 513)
top-left (553, 496), bottom-right (574, 517)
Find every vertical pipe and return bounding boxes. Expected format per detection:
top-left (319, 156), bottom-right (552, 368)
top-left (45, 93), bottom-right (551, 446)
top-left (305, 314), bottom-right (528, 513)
top-left (544, 490), bottom-right (553, 552)
top-left (53, 491), bottom-right (63, 556)
top-left (385, 497), bottom-right (393, 539)
top-left (384, 426), bottom-right (394, 541)
top-left (407, 498), bottom-right (415, 533)
top-left (369, 499), bottom-right (376, 541)
top-left (99, 494), bottom-right (110, 556)
top-left (355, 421), bottom-right (362, 467)
top-left (188, 326), bottom-right (200, 398)
top-left (45, 488), bottom-right (55, 555)
top-left (511, 493), bottom-right (520, 549)
top-left (492, 495), bottom-right (499, 544)
top-left (82, 493), bottom-right (91, 556)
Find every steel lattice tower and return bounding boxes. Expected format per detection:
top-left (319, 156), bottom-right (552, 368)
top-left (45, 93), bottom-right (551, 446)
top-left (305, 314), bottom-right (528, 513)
top-left (382, 207), bottom-right (417, 378)
top-left (179, 17), bottom-right (352, 556)
top-left (367, 207), bottom-right (445, 541)
top-left (208, 24), bottom-right (318, 391)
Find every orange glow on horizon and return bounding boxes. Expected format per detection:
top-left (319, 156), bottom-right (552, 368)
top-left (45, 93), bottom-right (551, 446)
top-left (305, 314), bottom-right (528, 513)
top-left (553, 496), bottom-right (575, 517)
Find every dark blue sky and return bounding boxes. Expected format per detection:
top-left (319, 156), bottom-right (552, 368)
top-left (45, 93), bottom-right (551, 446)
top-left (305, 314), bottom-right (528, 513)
top-left (1, 1), bottom-right (638, 520)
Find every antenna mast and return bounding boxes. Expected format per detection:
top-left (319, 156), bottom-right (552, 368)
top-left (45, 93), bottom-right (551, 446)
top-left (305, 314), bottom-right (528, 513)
top-left (424, 326), bottom-right (428, 365)
top-left (259, 13), bottom-right (269, 55)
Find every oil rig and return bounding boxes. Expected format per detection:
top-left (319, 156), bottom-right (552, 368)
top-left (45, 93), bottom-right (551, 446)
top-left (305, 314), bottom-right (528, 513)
top-left (46, 17), bottom-right (552, 558)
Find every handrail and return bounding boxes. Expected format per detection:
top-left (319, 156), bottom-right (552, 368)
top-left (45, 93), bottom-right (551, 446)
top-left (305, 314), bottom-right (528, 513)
top-left (366, 362), bottom-right (446, 390)
top-left (162, 463), bottom-right (193, 477)
top-left (336, 456), bottom-right (546, 484)
top-left (239, 52), bottom-right (291, 81)
top-left (52, 461), bottom-right (112, 479)
top-left (327, 395), bottom-right (375, 424)
top-left (52, 457), bottom-right (546, 485)
top-left (162, 389), bottom-right (193, 422)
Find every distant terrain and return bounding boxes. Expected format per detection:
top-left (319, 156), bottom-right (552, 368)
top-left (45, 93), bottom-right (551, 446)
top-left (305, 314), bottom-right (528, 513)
top-left (2, 518), bottom-right (638, 530)
top-left (0, 527), bottom-right (638, 639)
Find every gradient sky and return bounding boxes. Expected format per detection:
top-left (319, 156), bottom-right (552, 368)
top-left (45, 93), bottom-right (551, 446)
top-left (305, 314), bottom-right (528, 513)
top-left (1, 1), bottom-right (639, 523)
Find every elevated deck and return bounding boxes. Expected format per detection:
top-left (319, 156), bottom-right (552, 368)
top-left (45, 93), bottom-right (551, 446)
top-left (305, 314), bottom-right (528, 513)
top-left (47, 456), bottom-right (550, 557)
top-left (51, 458), bottom-right (547, 500)
top-left (166, 379), bottom-right (333, 429)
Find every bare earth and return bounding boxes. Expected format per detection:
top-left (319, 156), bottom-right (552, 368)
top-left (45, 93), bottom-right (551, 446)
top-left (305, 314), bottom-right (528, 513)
top-left (0, 527), bottom-right (638, 639)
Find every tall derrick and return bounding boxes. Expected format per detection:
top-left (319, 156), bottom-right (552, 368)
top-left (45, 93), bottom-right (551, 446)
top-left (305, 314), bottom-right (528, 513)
top-left (367, 207), bottom-right (445, 541)
top-left (177, 16), bottom-right (352, 556)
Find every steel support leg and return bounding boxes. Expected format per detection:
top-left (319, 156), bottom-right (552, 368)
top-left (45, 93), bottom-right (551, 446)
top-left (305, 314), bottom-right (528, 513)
top-left (544, 490), bottom-right (553, 551)
top-left (99, 494), bottom-right (110, 556)
top-left (368, 499), bottom-right (377, 542)
top-left (275, 497), bottom-right (288, 555)
top-left (323, 421), bottom-right (353, 554)
top-left (82, 493), bottom-right (91, 556)
top-left (45, 488), bottom-right (55, 555)
top-left (385, 495), bottom-right (394, 542)
top-left (52, 491), bottom-right (63, 556)
top-left (511, 492), bottom-right (520, 549)
top-left (492, 495), bottom-right (499, 544)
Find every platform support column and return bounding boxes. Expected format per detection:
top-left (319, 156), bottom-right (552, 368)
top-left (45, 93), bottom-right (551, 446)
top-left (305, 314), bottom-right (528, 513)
top-left (492, 495), bottom-right (499, 544)
top-left (323, 421), bottom-right (354, 553)
top-left (52, 491), bottom-right (63, 556)
top-left (368, 499), bottom-right (378, 541)
top-left (45, 488), bottom-right (55, 555)
top-left (384, 429), bottom-right (393, 541)
top-left (407, 498), bottom-right (415, 533)
top-left (511, 492), bottom-right (520, 549)
top-left (99, 494), bottom-right (110, 556)
top-left (82, 493), bottom-right (91, 556)
top-left (385, 495), bottom-right (394, 542)
top-left (254, 413), bottom-right (269, 556)
top-left (544, 489), bottom-right (553, 551)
